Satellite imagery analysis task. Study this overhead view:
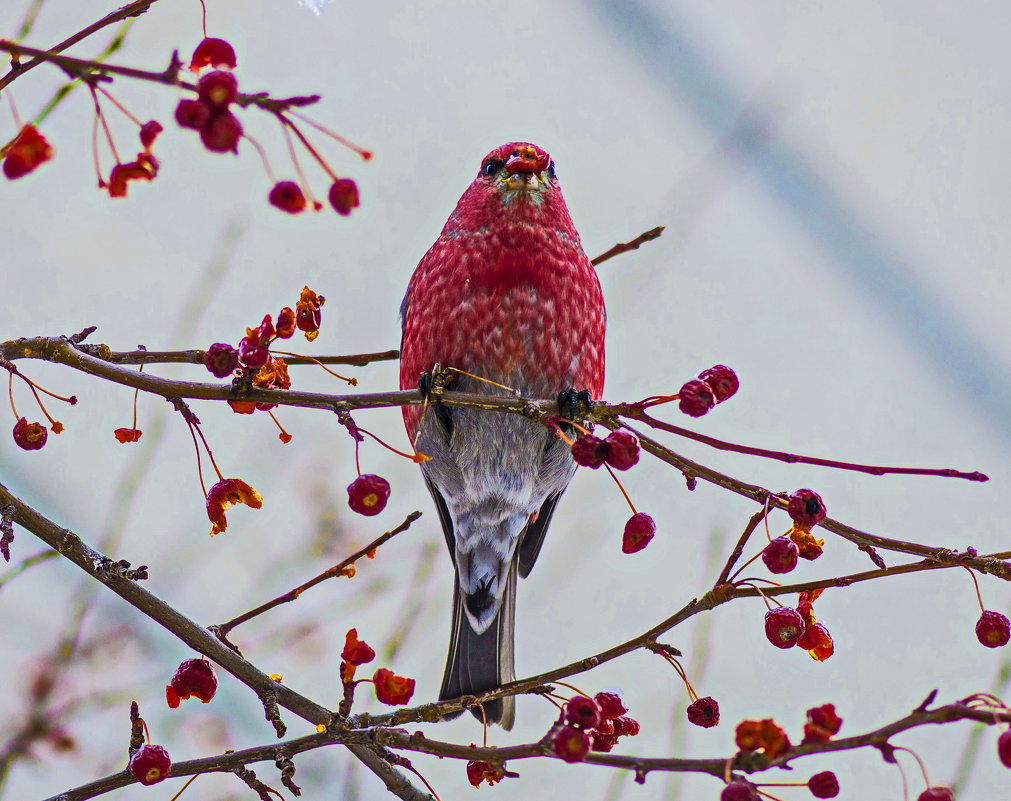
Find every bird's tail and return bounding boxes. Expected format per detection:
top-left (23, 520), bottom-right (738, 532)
top-left (440, 559), bottom-right (517, 729)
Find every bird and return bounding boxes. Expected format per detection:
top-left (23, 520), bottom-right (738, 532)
top-left (399, 142), bottom-right (606, 728)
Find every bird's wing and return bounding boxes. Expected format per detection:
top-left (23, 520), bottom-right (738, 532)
top-left (517, 491), bottom-right (563, 578)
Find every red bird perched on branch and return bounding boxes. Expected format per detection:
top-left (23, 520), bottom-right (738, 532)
top-left (399, 142), bottom-right (606, 728)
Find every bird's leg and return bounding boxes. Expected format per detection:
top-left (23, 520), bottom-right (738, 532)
top-left (556, 387), bottom-right (593, 436)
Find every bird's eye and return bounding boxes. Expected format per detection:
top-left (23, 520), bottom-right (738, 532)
top-left (547, 162), bottom-right (556, 180)
top-left (482, 159), bottom-right (503, 177)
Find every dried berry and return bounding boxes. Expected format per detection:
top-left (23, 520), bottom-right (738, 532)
top-left (166, 658), bottom-right (217, 708)
top-left (295, 286), bottom-right (325, 339)
top-left (564, 695), bottom-right (601, 729)
top-left (373, 667), bottom-right (415, 705)
top-left (697, 365), bottom-right (739, 403)
top-left (787, 488), bottom-right (827, 528)
top-left (976, 610), bottom-right (1011, 648)
top-left (594, 691), bottom-right (627, 720)
top-left (237, 336), bottom-right (270, 369)
top-left (13, 418), bottom-right (48, 450)
top-left (622, 512), bottom-right (656, 554)
top-left (114, 428), bottom-right (143, 443)
top-left (677, 378), bottom-right (716, 417)
top-left (200, 111), bottom-right (242, 153)
top-left (466, 760), bottom-right (503, 787)
top-left (604, 430), bottom-right (640, 470)
top-left (551, 725), bottom-right (590, 763)
top-left (205, 477), bottom-right (263, 536)
top-left (765, 607), bottom-right (806, 649)
top-left (797, 622), bottom-right (835, 661)
top-left (174, 98), bottom-right (211, 130)
top-left (189, 37), bottom-right (237, 72)
top-left (721, 782), bottom-right (760, 801)
top-left (139, 120), bottom-right (163, 150)
top-left (3, 124), bottom-right (54, 179)
top-left (735, 718), bottom-right (791, 759)
top-left (612, 715), bottom-right (640, 737)
top-left (328, 177), bottom-right (360, 215)
top-left (590, 731), bottom-right (618, 752)
top-left (129, 743), bottom-right (171, 786)
top-left (686, 696), bottom-right (720, 728)
top-left (276, 307), bottom-right (297, 339)
top-left (762, 536), bottom-right (799, 574)
top-left (803, 703), bottom-right (842, 743)
top-left (341, 628), bottom-right (376, 666)
top-left (571, 434), bottom-right (607, 468)
top-left (269, 181), bottom-right (307, 214)
top-left (347, 474), bottom-right (391, 516)
top-left (204, 343), bottom-right (240, 378)
top-left (808, 771), bottom-right (840, 798)
top-left (791, 528), bottom-right (825, 560)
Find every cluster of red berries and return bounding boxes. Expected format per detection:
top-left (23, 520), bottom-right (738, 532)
top-left (2, 124), bottom-right (54, 179)
top-left (720, 771), bottom-right (839, 800)
top-left (761, 488), bottom-right (828, 573)
top-left (549, 692), bottom-right (640, 763)
top-left (677, 364), bottom-right (739, 417)
top-left (764, 590), bottom-right (834, 660)
top-left (340, 629), bottom-right (416, 706)
top-left (571, 429), bottom-right (640, 470)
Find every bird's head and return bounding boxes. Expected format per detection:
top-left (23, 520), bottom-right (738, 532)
top-left (446, 142), bottom-right (572, 234)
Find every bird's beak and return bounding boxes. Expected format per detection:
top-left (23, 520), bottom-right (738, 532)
top-left (499, 145), bottom-right (551, 193)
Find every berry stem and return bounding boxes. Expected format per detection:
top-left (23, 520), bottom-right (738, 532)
top-left (7, 371), bottom-right (19, 420)
top-left (603, 463), bottom-right (637, 515)
top-left (96, 85), bottom-right (142, 126)
top-left (552, 680), bottom-right (591, 698)
top-left (356, 425), bottom-right (428, 463)
top-left (894, 746), bottom-right (931, 787)
top-left (959, 564), bottom-right (987, 613)
top-left (276, 113), bottom-right (339, 182)
top-left (186, 418), bottom-right (208, 497)
top-left (289, 111), bottom-right (373, 161)
top-left (266, 409), bottom-right (291, 443)
top-left (270, 350), bottom-right (357, 385)
top-left (277, 120), bottom-right (321, 209)
top-left (244, 132), bottom-right (278, 184)
top-left (88, 85), bottom-right (122, 165)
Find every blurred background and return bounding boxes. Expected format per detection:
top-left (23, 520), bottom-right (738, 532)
top-left (2, 0), bottom-right (1009, 799)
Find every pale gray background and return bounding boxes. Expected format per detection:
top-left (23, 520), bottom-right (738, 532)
top-left (1, 1), bottom-right (1009, 799)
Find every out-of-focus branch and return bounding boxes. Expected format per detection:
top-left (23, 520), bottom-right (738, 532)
top-left (0, 481), bottom-right (428, 801)
top-left (0, 0), bottom-right (160, 91)
top-left (591, 225), bottom-right (665, 266)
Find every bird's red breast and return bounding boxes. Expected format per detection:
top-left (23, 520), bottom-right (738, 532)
top-left (400, 143), bottom-right (605, 438)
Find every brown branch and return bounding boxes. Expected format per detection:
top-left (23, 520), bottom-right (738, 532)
top-left (0, 42), bottom-right (320, 112)
top-left (0, 0), bottom-right (159, 91)
top-left (0, 481), bottom-right (427, 801)
top-left (214, 511), bottom-right (422, 639)
top-left (591, 226), bottom-right (665, 266)
top-left (102, 347), bottom-right (400, 366)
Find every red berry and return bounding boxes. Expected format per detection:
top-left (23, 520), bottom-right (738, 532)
top-left (808, 771), bottom-right (840, 798)
top-left (2, 124), bottom-right (54, 180)
top-left (803, 703), bottom-right (842, 743)
top-left (237, 336), bottom-right (270, 369)
top-left (787, 488), bottom-right (827, 528)
top-left (200, 111), bottom-right (242, 153)
top-left (698, 365), bottom-right (739, 403)
top-left (373, 667), bottom-right (415, 705)
top-left (341, 628), bottom-right (376, 666)
top-left (564, 695), bottom-right (601, 729)
top-left (612, 715), bottom-right (640, 737)
top-left (686, 696), bottom-right (720, 728)
top-left (328, 178), bottom-right (360, 215)
top-left (139, 120), bottom-right (163, 150)
top-left (997, 729), bottom-right (1011, 768)
top-left (551, 725), bottom-right (590, 763)
top-left (604, 430), bottom-right (640, 470)
top-left (276, 307), bottom-right (297, 339)
top-left (189, 37), bottom-right (237, 72)
top-left (203, 343), bottom-right (240, 377)
top-left (13, 417), bottom-right (48, 450)
top-left (797, 622), bottom-right (835, 661)
top-left (622, 512), bottom-right (656, 554)
top-left (721, 782), bottom-right (760, 801)
top-left (466, 760), bottom-right (502, 787)
top-left (917, 788), bottom-right (954, 801)
top-left (976, 610), bottom-right (1011, 648)
top-left (762, 536), bottom-right (799, 574)
top-left (347, 474), bottom-right (391, 516)
top-left (174, 98), bottom-right (211, 130)
top-left (197, 70), bottom-right (239, 109)
top-left (269, 181), bottom-right (307, 214)
top-left (677, 379), bottom-right (716, 417)
top-left (764, 607), bottom-right (806, 649)
top-left (129, 743), bottom-right (171, 785)
top-left (590, 731), bottom-right (618, 752)
top-left (571, 434), bottom-right (607, 468)
top-left (594, 691), bottom-right (627, 720)
top-left (166, 658), bottom-right (217, 707)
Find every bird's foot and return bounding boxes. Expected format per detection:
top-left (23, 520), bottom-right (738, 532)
top-left (556, 387), bottom-right (593, 435)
